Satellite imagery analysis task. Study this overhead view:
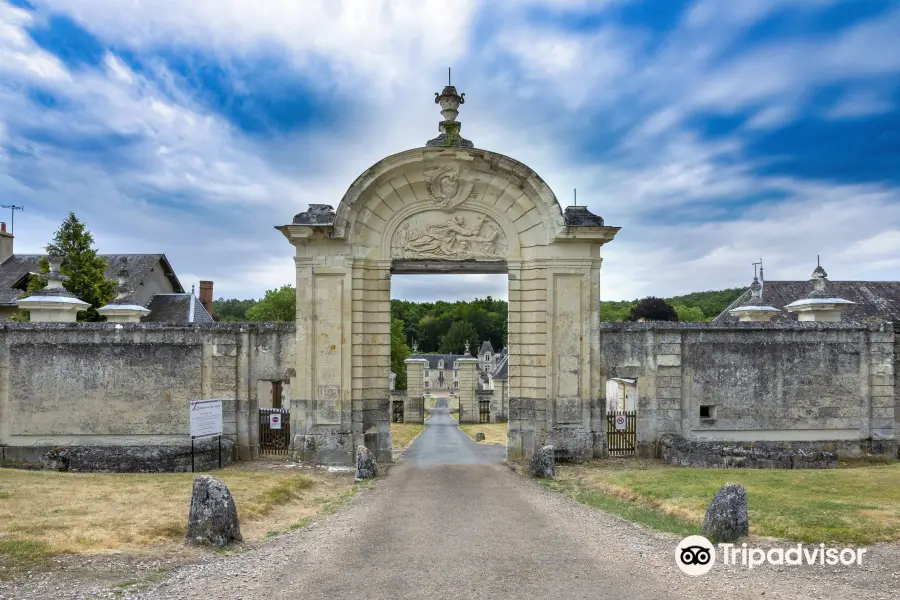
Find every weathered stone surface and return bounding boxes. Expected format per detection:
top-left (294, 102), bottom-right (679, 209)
top-left (355, 445), bottom-right (378, 481)
top-left (40, 439), bottom-right (234, 473)
top-left (702, 483), bottom-right (749, 542)
top-left (475, 432), bottom-right (485, 442)
top-left (659, 434), bottom-right (839, 469)
top-left (530, 444), bottom-right (555, 479)
top-left (186, 475), bottom-right (242, 548)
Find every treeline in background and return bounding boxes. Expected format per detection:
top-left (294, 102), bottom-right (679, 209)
top-left (211, 285), bottom-right (746, 331)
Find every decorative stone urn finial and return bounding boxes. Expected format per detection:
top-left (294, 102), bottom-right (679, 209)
top-left (464, 340), bottom-right (471, 356)
top-left (728, 263), bottom-right (781, 323)
top-left (16, 250), bottom-right (89, 321)
top-left (426, 70), bottom-right (474, 148)
top-left (97, 255), bottom-right (150, 323)
top-left (45, 250), bottom-right (68, 290)
top-left (783, 257), bottom-right (854, 322)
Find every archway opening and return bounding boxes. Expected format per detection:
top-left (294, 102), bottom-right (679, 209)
top-left (390, 272), bottom-right (510, 463)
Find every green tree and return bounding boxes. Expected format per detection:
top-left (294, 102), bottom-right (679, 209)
top-left (674, 304), bottom-right (705, 322)
top-left (23, 212), bottom-right (116, 321)
top-left (628, 297), bottom-right (679, 322)
top-left (212, 297), bottom-right (258, 322)
top-left (391, 318), bottom-right (411, 390)
top-left (439, 321), bottom-right (479, 354)
top-left (245, 285), bottom-right (295, 321)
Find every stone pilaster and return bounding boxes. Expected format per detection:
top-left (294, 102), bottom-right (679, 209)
top-left (868, 329), bottom-right (897, 455)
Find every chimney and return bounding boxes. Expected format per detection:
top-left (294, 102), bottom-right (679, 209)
top-left (0, 222), bottom-right (12, 264)
top-left (199, 280), bottom-right (213, 317)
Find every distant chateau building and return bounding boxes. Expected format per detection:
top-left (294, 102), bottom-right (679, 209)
top-left (410, 340), bottom-right (508, 393)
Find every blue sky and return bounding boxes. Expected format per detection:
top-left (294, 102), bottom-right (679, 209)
top-left (1, 0), bottom-right (899, 303)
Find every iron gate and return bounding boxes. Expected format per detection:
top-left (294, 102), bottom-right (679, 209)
top-left (479, 400), bottom-right (491, 424)
top-left (392, 400), bottom-right (404, 423)
top-left (259, 408), bottom-right (291, 455)
top-left (606, 410), bottom-right (636, 456)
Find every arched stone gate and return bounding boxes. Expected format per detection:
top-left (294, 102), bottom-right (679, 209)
top-left (277, 85), bottom-right (619, 464)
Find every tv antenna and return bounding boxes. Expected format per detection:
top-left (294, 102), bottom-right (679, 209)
top-left (0, 205), bottom-right (23, 234)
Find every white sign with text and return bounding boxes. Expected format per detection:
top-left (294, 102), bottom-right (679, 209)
top-left (190, 399), bottom-right (223, 439)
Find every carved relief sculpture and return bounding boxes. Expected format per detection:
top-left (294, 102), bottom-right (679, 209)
top-left (424, 165), bottom-right (477, 211)
top-left (392, 212), bottom-right (507, 260)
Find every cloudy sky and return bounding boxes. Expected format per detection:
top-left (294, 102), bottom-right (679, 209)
top-left (1, 0), bottom-right (899, 303)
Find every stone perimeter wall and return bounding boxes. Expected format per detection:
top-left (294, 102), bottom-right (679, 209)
top-left (599, 321), bottom-right (898, 462)
top-left (0, 322), bottom-right (295, 471)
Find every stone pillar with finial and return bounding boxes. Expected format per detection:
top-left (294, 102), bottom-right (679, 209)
top-left (426, 72), bottom-right (474, 148)
top-left (457, 340), bottom-right (479, 423)
top-left (17, 250), bottom-right (90, 322)
top-left (403, 357), bottom-right (429, 424)
top-left (784, 257), bottom-right (854, 322)
top-left (97, 257), bottom-right (150, 323)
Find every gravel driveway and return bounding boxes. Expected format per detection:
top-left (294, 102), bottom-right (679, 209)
top-left (3, 412), bottom-right (897, 599)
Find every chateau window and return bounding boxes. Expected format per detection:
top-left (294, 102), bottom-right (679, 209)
top-left (485, 353), bottom-right (491, 362)
top-left (424, 369), bottom-right (429, 377)
top-left (438, 360), bottom-right (444, 369)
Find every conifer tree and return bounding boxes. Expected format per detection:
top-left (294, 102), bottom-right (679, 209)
top-left (24, 212), bottom-right (115, 321)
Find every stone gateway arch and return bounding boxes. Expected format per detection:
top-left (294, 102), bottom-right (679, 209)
top-left (277, 84), bottom-right (619, 465)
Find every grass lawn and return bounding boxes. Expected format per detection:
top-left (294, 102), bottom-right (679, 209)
top-left (391, 423), bottom-right (425, 451)
top-left (458, 423), bottom-right (508, 446)
top-left (0, 464), bottom-right (356, 579)
top-left (550, 459), bottom-right (900, 545)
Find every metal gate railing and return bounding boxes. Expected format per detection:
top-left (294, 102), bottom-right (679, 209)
top-left (259, 408), bottom-right (291, 455)
top-left (392, 400), bottom-right (404, 423)
top-left (606, 410), bottom-right (636, 456)
top-left (479, 400), bottom-right (491, 424)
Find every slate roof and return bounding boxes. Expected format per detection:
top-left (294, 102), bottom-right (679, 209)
top-left (479, 340), bottom-right (494, 355)
top-left (410, 353), bottom-right (465, 369)
top-left (0, 253), bottom-right (183, 306)
top-left (714, 281), bottom-right (900, 324)
top-left (142, 294), bottom-right (214, 325)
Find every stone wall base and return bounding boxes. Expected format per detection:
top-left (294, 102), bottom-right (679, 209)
top-left (292, 424), bottom-right (392, 465)
top-left (659, 434), bottom-right (849, 469)
top-left (292, 427), bottom-right (354, 465)
top-left (548, 425), bottom-right (593, 463)
top-left (20, 439), bottom-right (236, 473)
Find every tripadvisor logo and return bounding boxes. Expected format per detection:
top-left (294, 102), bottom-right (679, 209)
top-left (676, 535), bottom-right (868, 576)
top-left (676, 535), bottom-right (715, 576)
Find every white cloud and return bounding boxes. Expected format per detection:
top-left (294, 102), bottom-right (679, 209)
top-left (825, 92), bottom-right (893, 119)
top-left (2, 0), bottom-right (900, 305)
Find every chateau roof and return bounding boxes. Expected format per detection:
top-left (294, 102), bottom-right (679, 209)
top-left (409, 353), bottom-right (465, 369)
top-left (715, 281), bottom-right (900, 324)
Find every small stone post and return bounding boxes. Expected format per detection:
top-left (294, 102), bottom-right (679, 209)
top-left (403, 358), bottom-right (427, 424)
top-left (457, 356), bottom-right (478, 424)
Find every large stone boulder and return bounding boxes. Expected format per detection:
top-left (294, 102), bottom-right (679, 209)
top-left (702, 483), bottom-right (749, 542)
top-left (355, 445), bottom-right (378, 481)
top-left (475, 432), bottom-right (486, 442)
top-left (530, 445), bottom-right (555, 479)
top-left (186, 475), bottom-right (242, 547)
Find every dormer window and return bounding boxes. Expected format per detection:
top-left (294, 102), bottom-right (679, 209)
top-left (485, 352), bottom-right (491, 362)
top-left (438, 360), bottom-right (444, 369)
